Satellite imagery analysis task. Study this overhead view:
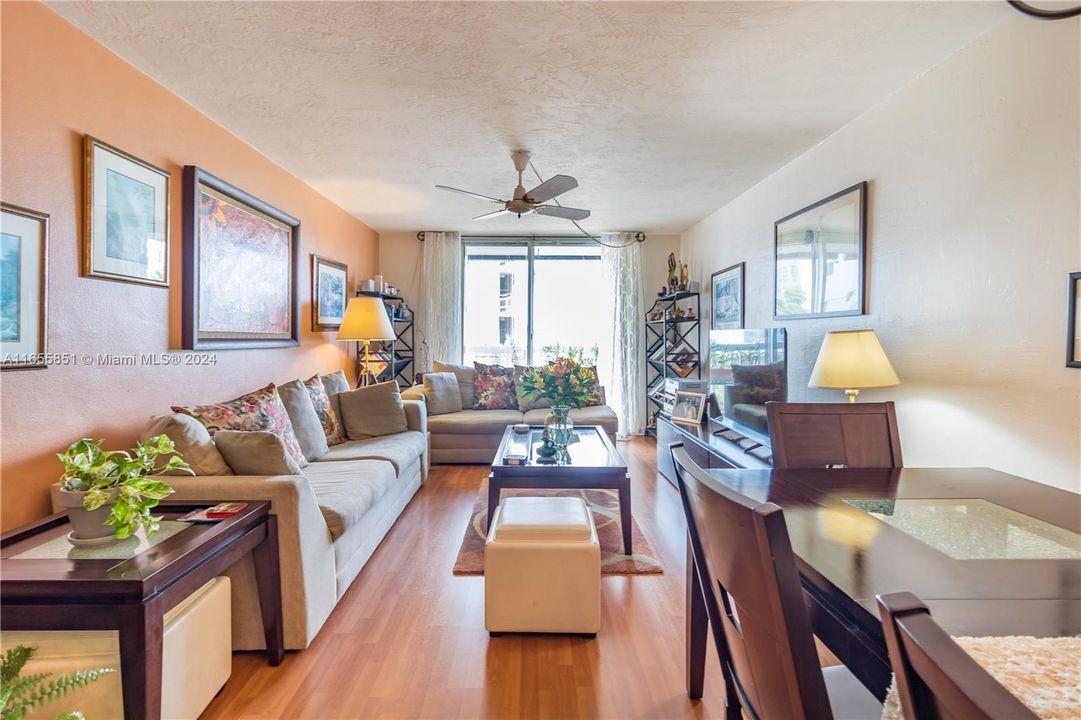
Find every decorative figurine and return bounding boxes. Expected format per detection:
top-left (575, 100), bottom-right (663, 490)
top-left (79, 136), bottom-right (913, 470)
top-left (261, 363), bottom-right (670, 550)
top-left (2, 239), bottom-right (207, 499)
top-left (667, 253), bottom-right (679, 294)
top-left (678, 262), bottom-right (689, 292)
top-left (658, 286), bottom-right (668, 298)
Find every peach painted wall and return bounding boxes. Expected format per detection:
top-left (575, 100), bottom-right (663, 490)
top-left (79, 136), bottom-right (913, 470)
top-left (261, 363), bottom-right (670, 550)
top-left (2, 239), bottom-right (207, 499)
top-left (0, 3), bottom-right (379, 530)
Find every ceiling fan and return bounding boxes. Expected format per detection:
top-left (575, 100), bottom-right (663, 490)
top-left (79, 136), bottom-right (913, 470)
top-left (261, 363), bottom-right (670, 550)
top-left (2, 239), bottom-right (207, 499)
top-left (436, 151), bottom-right (591, 222)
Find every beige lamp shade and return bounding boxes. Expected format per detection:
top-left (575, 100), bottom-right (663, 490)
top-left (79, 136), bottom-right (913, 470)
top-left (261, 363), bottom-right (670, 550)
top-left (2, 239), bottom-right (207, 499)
top-left (808, 329), bottom-right (899, 390)
top-left (337, 297), bottom-right (395, 341)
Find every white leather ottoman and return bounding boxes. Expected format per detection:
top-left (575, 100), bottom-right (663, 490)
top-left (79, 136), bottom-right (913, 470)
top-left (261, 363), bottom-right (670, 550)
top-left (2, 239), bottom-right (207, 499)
top-left (485, 496), bottom-right (601, 636)
top-left (2, 576), bottom-right (232, 719)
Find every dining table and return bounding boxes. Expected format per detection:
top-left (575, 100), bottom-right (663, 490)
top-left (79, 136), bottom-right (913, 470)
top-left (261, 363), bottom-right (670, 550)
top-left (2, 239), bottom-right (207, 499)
top-left (684, 466), bottom-right (1081, 701)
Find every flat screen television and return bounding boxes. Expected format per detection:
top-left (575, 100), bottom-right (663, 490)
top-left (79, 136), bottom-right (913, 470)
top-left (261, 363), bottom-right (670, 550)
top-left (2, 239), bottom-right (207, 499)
top-left (708, 328), bottom-right (787, 443)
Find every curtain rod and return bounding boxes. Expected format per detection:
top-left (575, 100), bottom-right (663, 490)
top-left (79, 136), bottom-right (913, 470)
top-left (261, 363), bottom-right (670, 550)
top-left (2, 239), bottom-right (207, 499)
top-left (417, 231), bottom-right (646, 242)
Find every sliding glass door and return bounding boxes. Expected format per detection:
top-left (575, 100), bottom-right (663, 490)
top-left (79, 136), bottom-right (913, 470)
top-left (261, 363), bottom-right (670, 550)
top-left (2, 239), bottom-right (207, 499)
top-left (462, 240), bottom-right (611, 367)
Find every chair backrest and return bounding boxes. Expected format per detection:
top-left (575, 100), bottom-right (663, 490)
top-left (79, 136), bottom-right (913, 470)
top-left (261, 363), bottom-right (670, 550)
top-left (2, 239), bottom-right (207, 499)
top-left (877, 593), bottom-right (1038, 720)
top-left (671, 444), bottom-right (833, 720)
top-left (766, 401), bottom-right (903, 469)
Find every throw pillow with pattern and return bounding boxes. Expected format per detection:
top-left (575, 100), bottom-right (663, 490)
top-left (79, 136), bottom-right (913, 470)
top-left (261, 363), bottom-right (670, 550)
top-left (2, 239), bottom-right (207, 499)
top-left (580, 366), bottom-right (605, 407)
top-left (304, 374), bottom-right (347, 445)
top-left (172, 383), bottom-right (307, 468)
top-left (472, 362), bottom-right (518, 410)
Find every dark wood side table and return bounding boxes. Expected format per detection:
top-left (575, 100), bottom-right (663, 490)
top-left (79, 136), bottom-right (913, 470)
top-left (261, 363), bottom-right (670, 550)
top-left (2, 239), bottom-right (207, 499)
top-left (0, 501), bottom-right (283, 720)
top-left (489, 425), bottom-right (632, 555)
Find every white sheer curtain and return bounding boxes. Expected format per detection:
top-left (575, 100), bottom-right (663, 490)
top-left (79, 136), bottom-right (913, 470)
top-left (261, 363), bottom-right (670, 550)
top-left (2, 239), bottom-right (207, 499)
top-left (602, 233), bottom-right (645, 438)
top-left (419, 231), bottom-right (463, 369)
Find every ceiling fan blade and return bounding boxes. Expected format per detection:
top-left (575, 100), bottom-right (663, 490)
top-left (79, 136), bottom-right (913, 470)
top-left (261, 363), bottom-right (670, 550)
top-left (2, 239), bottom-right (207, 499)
top-left (535, 205), bottom-right (591, 221)
top-left (525, 175), bottom-right (578, 204)
top-left (435, 185), bottom-right (505, 205)
top-left (472, 208), bottom-right (513, 221)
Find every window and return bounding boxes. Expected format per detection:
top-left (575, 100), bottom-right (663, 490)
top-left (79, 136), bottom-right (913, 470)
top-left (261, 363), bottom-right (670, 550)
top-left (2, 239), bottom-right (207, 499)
top-left (463, 240), bottom-right (612, 368)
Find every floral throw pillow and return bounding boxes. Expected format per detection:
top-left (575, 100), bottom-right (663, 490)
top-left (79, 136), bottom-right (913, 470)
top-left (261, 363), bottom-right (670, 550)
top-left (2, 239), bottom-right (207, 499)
top-left (304, 374), bottom-right (347, 445)
top-left (172, 384), bottom-right (307, 468)
top-left (472, 363), bottom-right (518, 410)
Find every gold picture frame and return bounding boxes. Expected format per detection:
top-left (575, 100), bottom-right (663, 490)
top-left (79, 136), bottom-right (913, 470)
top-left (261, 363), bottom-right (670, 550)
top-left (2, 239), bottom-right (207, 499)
top-left (83, 135), bottom-right (171, 287)
top-left (671, 390), bottom-right (708, 426)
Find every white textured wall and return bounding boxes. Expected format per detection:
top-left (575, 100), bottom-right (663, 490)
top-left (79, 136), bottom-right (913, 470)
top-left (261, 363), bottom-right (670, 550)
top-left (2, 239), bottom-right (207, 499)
top-left (681, 17), bottom-right (1081, 491)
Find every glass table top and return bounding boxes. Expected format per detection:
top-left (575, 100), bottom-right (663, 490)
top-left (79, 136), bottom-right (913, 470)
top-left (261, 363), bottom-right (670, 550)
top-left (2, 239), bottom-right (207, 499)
top-left (500, 427), bottom-right (621, 468)
top-left (10, 520), bottom-right (192, 561)
top-left (844, 498), bottom-right (1081, 560)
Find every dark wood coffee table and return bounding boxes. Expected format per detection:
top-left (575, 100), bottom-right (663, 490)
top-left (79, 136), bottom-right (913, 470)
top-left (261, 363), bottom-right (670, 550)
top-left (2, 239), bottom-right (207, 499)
top-left (489, 425), bottom-right (632, 555)
top-left (0, 501), bottom-right (283, 720)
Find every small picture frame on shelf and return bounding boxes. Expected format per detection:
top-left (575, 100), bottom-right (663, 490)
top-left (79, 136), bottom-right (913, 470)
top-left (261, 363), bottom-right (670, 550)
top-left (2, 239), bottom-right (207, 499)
top-left (671, 390), bottom-right (707, 426)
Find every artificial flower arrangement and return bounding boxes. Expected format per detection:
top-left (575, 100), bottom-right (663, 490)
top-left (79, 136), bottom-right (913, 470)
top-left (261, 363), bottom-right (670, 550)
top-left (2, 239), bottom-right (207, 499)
top-left (518, 357), bottom-right (599, 408)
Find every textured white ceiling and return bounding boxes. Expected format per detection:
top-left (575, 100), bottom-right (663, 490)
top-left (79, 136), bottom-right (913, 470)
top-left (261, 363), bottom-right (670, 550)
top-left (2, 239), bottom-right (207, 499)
top-left (49, 1), bottom-right (1005, 235)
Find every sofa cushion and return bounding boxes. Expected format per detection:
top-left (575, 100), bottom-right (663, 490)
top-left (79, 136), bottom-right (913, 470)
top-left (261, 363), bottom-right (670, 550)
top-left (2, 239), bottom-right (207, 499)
top-left (214, 430), bottom-right (304, 475)
top-left (302, 459), bottom-right (396, 540)
top-left (278, 379), bottom-right (330, 461)
top-left (172, 383), bottom-right (307, 468)
top-left (315, 431), bottom-right (427, 475)
top-left (305, 374), bottom-right (347, 446)
top-left (433, 360), bottom-right (475, 408)
top-left (422, 372), bottom-right (463, 415)
top-left (513, 365), bottom-right (551, 412)
top-left (522, 406), bottom-right (619, 436)
top-left (320, 370), bottom-right (351, 439)
top-left (427, 409), bottom-right (524, 435)
top-left (472, 363), bottom-right (517, 410)
top-left (143, 413), bottom-right (233, 476)
top-left (339, 381), bottom-right (409, 439)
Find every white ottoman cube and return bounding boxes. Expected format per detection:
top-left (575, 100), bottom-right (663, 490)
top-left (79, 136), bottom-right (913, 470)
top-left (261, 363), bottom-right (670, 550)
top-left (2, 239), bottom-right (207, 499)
top-left (485, 496), bottom-right (601, 636)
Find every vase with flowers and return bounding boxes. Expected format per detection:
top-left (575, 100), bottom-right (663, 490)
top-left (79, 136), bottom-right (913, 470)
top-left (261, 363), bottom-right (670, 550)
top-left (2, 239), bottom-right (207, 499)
top-left (518, 357), bottom-right (600, 456)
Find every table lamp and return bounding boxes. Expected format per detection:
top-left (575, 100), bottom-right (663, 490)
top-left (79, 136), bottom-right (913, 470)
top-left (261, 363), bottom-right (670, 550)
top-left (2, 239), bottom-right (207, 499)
top-left (337, 297), bottom-right (395, 387)
top-left (808, 329), bottom-right (899, 403)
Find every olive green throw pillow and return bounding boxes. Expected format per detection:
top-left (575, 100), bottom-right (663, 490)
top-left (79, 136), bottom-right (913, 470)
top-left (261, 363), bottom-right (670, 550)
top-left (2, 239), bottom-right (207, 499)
top-left (338, 381), bottom-right (409, 439)
top-left (423, 372), bottom-right (463, 415)
top-left (214, 430), bottom-right (304, 475)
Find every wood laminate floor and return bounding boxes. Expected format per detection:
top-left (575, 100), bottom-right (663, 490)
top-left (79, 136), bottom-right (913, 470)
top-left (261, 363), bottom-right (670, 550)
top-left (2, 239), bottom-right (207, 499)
top-left (204, 438), bottom-right (726, 719)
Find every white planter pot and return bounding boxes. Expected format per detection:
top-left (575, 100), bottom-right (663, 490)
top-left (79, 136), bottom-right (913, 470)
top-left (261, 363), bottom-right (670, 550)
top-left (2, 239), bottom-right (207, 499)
top-left (58, 488), bottom-right (117, 540)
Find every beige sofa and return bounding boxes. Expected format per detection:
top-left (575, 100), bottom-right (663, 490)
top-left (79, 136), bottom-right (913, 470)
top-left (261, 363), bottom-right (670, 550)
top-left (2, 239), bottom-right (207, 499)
top-left (403, 362), bottom-right (618, 464)
top-left (54, 399), bottom-right (429, 652)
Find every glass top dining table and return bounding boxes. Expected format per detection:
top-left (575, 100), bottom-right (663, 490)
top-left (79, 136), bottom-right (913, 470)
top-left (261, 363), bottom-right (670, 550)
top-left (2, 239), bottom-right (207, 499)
top-left (689, 466), bottom-right (1081, 700)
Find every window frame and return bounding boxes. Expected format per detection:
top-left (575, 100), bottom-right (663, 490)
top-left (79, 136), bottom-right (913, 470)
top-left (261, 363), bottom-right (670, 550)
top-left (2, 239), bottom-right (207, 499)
top-left (461, 236), bottom-right (602, 364)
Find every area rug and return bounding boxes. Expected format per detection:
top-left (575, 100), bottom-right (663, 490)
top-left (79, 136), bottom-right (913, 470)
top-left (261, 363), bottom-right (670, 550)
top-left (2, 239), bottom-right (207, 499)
top-left (452, 480), bottom-right (664, 575)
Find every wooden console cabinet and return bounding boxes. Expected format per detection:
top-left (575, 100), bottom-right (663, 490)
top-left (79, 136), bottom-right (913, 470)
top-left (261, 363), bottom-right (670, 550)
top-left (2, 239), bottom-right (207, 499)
top-left (655, 415), bottom-right (772, 485)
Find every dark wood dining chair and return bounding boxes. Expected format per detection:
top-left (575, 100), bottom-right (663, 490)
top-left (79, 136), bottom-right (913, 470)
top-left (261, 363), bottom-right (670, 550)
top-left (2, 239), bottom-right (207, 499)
top-left (766, 401), bottom-right (903, 469)
top-left (670, 443), bottom-right (882, 719)
top-left (877, 592), bottom-right (1038, 719)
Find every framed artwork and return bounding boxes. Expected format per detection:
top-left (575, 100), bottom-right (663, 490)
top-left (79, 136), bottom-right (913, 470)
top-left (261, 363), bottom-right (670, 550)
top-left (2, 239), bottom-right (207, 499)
top-left (312, 255), bottom-right (348, 330)
top-left (671, 390), bottom-right (707, 426)
top-left (181, 166), bottom-right (299, 349)
top-left (83, 136), bottom-right (170, 287)
top-left (711, 262), bottom-right (745, 330)
top-left (774, 181), bottom-right (867, 320)
top-left (1, 203), bottom-right (49, 370)
top-left (1068, 272), bottom-right (1081, 368)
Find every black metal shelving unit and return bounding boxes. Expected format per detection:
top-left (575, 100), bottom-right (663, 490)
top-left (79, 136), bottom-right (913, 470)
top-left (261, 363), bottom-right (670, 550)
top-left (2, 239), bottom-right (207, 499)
top-left (644, 291), bottom-right (701, 437)
top-left (356, 290), bottom-right (415, 389)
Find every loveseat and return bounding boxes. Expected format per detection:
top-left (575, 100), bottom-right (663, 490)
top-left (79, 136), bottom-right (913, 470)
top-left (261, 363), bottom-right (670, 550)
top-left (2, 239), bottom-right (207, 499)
top-left (52, 372), bottom-right (428, 652)
top-left (403, 361), bottom-right (619, 464)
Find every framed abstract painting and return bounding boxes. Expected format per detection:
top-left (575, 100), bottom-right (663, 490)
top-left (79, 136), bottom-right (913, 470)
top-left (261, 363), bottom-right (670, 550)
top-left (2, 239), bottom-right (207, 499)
top-left (312, 255), bottom-right (348, 330)
top-left (711, 262), bottom-right (744, 330)
top-left (1, 203), bottom-right (48, 369)
top-left (1068, 271), bottom-right (1081, 368)
top-left (83, 136), bottom-right (170, 287)
top-left (774, 181), bottom-right (867, 320)
top-left (181, 166), bottom-right (299, 349)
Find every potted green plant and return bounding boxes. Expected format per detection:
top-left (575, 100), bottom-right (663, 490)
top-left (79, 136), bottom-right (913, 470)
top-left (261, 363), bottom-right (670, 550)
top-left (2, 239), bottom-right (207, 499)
top-left (57, 435), bottom-right (191, 541)
top-left (1, 644), bottom-right (113, 720)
